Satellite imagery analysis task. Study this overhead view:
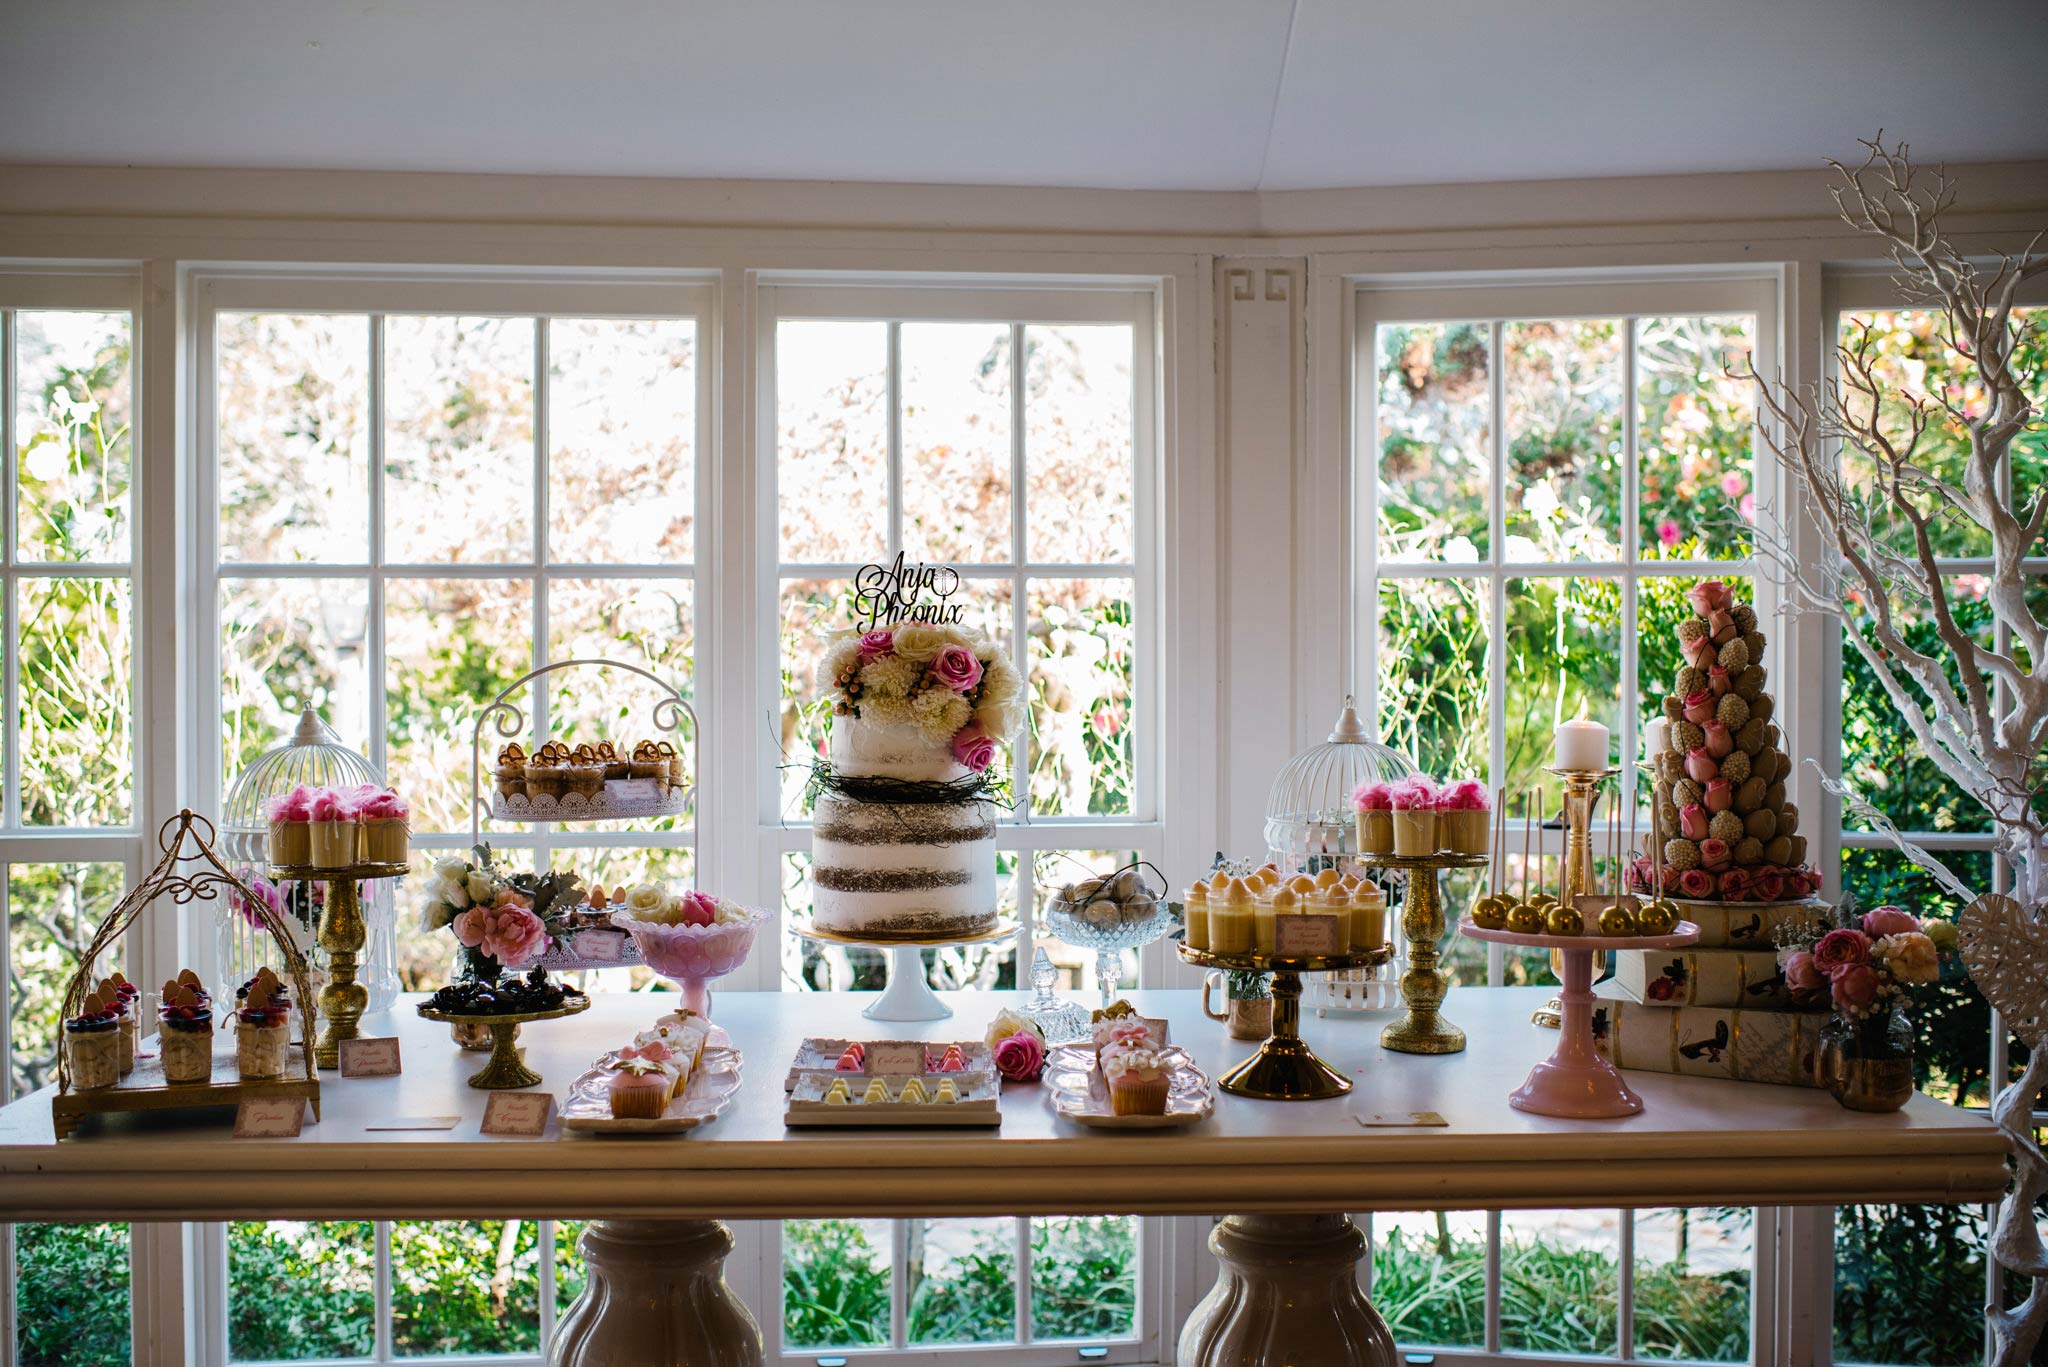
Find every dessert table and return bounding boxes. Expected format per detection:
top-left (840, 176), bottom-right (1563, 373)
top-left (0, 987), bottom-right (2005, 1367)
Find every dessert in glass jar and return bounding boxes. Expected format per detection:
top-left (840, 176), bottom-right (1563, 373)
top-left (157, 975), bottom-right (216, 1085)
top-left (235, 967), bottom-right (293, 1080)
top-left (355, 787), bottom-right (410, 864)
top-left (64, 994), bottom-right (124, 1090)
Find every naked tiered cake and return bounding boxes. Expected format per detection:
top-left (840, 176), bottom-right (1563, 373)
top-left (1639, 580), bottom-right (1821, 904)
top-left (810, 623), bottom-right (1023, 939)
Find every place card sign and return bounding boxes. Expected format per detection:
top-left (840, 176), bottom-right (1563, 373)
top-left (338, 1037), bottom-right (402, 1077)
top-left (569, 929), bottom-right (625, 962)
top-left (1275, 913), bottom-right (1342, 957)
top-left (866, 1042), bottom-right (927, 1076)
top-left (363, 1115), bottom-right (460, 1131)
top-left (233, 1098), bottom-right (308, 1138)
top-left (853, 554), bottom-right (967, 629)
top-left (480, 1092), bottom-right (554, 1137)
top-left (1356, 1110), bottom-right (1449, 1128)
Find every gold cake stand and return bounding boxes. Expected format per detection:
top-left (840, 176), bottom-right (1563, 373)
top-left (1354, 851), bottom-right (1489, 1055)
top-left (1177, 942), bottom-right (1392, 1099)
top-left (416, 996), bottom-right (590, 1089)
top-left (269, 860), bottom-right (409, 1070)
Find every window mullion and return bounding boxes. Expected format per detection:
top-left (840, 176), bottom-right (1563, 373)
top-left (891, 1217), bottom-right (910, 1351)
top-left (4, 306), bottom-right (17, 833)
top-left (1010, 324), bottom-right (1032, 843)
top-left (1486, 317), bottom-right (1508, 989)
top-left (538, 1219), bottom-right (557, 1352)
top-left (368, 316), bottom-right (390, 785)
top-left (1014, 1217), bottom-right (1032, 1344)
top-left (374, 1219), bottom-right (394, 1363)
top-left (887, 321), bottom-right (903, 559)
top-left (1484, 1208), bottom-right (1503, 1355)
top-left (1619, 318), bottom-right (1640, 791)
top-left (1617, 1209), bottom-right (1635, 1360)
top-left (532, 316), bottom-right (553, 868)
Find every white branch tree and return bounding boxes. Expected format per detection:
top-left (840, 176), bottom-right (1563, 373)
top-left (1747, 136), bottom-right (2047, 1367)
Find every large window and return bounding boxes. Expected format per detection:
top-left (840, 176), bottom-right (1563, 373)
top-left (1354, 276), bottom-right (1775, 1362)
top-left (763, 285), bottom-right (1161, 1362)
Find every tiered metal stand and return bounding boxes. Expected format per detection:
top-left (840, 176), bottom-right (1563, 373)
top-left (1355, 850), bottom-right (1488, 1055)
top-left (1177, 941), bottom-right (1391, 1099)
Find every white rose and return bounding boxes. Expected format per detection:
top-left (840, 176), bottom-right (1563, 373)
top-left (623, 883), bottom-right (671, 920)
top-left (432, 855), bottom-right (470, 882)
top-left (465, 871), bottom-right (496, 904)
top-left (892, 625), bottom-right (946, 662)
top-left (421, 873), bottom-right (460, 909)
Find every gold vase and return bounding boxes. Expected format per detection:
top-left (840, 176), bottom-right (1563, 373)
top-left (1817, 1006), bottom-right (1915, 1113)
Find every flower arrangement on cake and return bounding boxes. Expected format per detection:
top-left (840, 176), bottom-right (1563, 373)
top-left (819, 624), bottom-right (1024, 775)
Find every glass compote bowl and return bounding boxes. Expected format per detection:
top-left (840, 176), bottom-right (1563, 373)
top-left (611, 903), bottom-right (765, 1017)
top-left (1039, 887), bottom-right (1180, 1007)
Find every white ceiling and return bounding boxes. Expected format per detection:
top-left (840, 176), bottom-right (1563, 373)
top-left (3, 0), bottom-right (2045, 193)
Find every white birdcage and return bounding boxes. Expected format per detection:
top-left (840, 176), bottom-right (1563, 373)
top-left (1263, 696), bottom-right (1417, 874)
top-left (218, 708), bottom-right (400, 1011)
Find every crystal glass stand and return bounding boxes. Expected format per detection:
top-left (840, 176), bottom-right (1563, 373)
top-left (1040, 902), bottom-right (1179, 1007)
top-left (1016, 947), bottom-right (1091, 1044)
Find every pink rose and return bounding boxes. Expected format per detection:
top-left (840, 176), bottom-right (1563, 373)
top-left (678, 891), bottom-right (718, 927)
top-left (1699, 839), bottom-right (1731, 872)
top-left (1685, 748), bottom-right (1719, 784)
top-left (1708, 665), bottom-right (1731, 697)
top-left (993, 1031), bottom-right (1045, 1082)
top-left (1687, 581), bottom-right (1734, 615)
top-left (452, 900), bottom-right (549, 970)
top-left (1680, 804), bottom-right (1709, 841)
top-left (1862, 905), bottom-right (1920, 939)
top-left (1721, 471), bottom-right (1746, 499)
top-left (1755, 872), bottom-right (1787, 903)
top-left (1704, 778), bottom-right (1734, 813)
top-left (1718, 868), bottom-right (1753, 901)
top-left (1353, 780), bottom-right (1393, 813)
top-left (1437, 779), bottom-right (1489, 811)
top-left (951, 723), bottom-right (997, 772)
top-left (1784, 950), bottom-right (1824, 995)
top-left (1661, 863), bottom-right (1683, 892)
top-left (1685, 635), bottom-right (1719, 669)
top-left (1830, 963), bottom-right (1882, 1013)
top-left (1703, 720), bottom-right (1733, 759)
top-left (1683, 689), bottom-right (1717, 724)
top-left (1707, 609), bottom-right (1737, 644)
top-left (1678, 868), bottom-right (1714, 897)
top-left (857, 629), bottom-right (896, 660)
top-left (1812, 927), bottom-right (1872, 974)
top-left (930, 644), bottom-right (985, 692)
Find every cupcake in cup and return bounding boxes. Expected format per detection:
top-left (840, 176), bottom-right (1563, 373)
top-left (1389, 775), bottom-right (1440, 856)
top-left (1353, 780), bottom-right (1394, 855)
top-left (1436, 779), bottom-right (1491, 856)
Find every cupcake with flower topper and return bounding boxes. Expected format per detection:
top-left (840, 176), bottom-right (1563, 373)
top-left (1436, 779), bottom-right (1491, 856)
top-left (1388, 775), bottom-right (1440, 856)
top-left (1352, 780), bottom-right (1394, 855)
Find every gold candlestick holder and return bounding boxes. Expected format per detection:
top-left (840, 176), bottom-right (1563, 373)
top-left (270, 860), bottom-right (408, 1069)
top-left (1359, 850), bottom-right (1490, 1055)
top-left (1539, 765), bottom-right (1620, 998)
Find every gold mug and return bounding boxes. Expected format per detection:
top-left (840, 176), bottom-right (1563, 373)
top-left (1202, 972), bottom-right (1273, 1040)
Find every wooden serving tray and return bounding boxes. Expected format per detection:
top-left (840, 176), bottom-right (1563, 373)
top-left (51, 1037), bottom-right (321, 1140)
top-left (782, 1037), bottom-right (992, 1091)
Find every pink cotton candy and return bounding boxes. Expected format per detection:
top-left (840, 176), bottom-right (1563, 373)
top-left (356, 787), bottom-right (409, 821)
top-left (307, 789), bottom-right (352, 823)
top-left (1388, 775), bottom-right (1439, 811)
top-left (1436, 779), bottom-right (1490, 812)
top-left (263, 785), bottom-right (315, 823)
top-left (1353, 780), bottom-right (1393, 813)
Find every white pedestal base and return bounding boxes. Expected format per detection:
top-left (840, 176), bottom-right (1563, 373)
top-left (1178, 1213), bottom-right (1395, 1367)
top-left (863, 945), bottom-right (950, 1022)
top-left (549, 1219), bottom-right (763, 1367)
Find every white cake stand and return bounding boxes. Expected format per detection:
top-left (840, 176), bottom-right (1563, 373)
top-left (786, 916), bottom-right (1020, 1022)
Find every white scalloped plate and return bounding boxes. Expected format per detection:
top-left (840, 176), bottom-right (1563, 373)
top-left (1043, 1044), bottom-right (1213, 1129)
top-left (559, 1042), bottom-right (742, 1135)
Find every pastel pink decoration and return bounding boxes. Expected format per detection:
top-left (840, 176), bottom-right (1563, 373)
top-left (1101, 1020), bottom-right (1154, 1051)
top-left (857, 630), bottom-right (896, 660)
top-left (1703, 778), bottom-right (1734, 813)
top-left (612, 902), bottom-right (764, 1016)
top-left (355, 788), bottom-right (408, 821)
top-left (451, 900), bottom-right (549, 970)
top-left (1812, 927), bottom-right (1872, 973)
top-left (951, 723), bottom-right (997, 772)
top-left (1679, 804), bottom-right (1709, 841)
top-left (1660, 863), bottom-right (1684, 891)
top-left (1436, 779), bottom-right (1490, 811)
top-left (263, 785), bottom-right (315, 823)
top-left (1687, 580), bottom-right (1735, 615)
top-left (307, 788), bottom-right (351, 823)
top-left (1684, 635), bottom-right (1718, 669)
top-left (1678, 868), bottom-right (1714, 898)
top-left (1352, 780), bottom-right (1394, 813)
top-left (929, 645), bottom-right (984, 692)
top-left (992, 1031), bottom-right (1045, 1082)
top-left (619, 1040), bottom-right (675, 1065)
top-left (835, 1050), bottom-right (863, 1071)
top-left (1830, 963), bottom-right (1882, 1012)
top-left (1708, 665), bottom-right (1732, 697)
top-left (1682, 689), bottom-right (1717, 725)
top-left (1684, 748), bottom-right (1719, 784)
top-left (1699, 839), bottom-right (1731, 872)
top-left (1703, 721), bottom-right (1734, 759)
top-left (677, 891), bottom-right (719, 927)
top-left (1861, 905), bottom-right (1920, 939)
top-left (1706, 609), bottom-right (1737, 644)
top-left (1718, 868), bottom-right (1753, 901)
top-left (1785, 950), bottom-right (1823, 994)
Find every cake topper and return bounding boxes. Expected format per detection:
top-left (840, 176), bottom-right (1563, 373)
top-left (853, 553), bottom-right (967, 630)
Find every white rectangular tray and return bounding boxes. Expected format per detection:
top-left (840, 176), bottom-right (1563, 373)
top-left (782, 1036), bottom-right (993, 1091)
top-left (559, 1041), bottom-right (742, 1135)
top-left (1043, 1044), bottom-right (1214, 1129)
top-left (784, 1071), bottom-right (1002, 1127)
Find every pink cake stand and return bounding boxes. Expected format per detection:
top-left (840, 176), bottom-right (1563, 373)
top-left (1457, 916), bottom-right (1700, 1119)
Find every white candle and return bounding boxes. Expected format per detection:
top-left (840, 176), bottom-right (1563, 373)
top-left (1553, 709), bottom-right (1611, 771)
top-left (1643, 717), bottom-right (1671, 760)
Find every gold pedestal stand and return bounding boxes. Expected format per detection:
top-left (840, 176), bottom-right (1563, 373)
top-left (1359, 851), bottom-right (1488, 1054)
top-left (269, 861), bottom-right (408, 1069)
top-left (1178, 943), bottom-right (1391, 1099)
top-left (417, 998), bottom-right (590, 1089)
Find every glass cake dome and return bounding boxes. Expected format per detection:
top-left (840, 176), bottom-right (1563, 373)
top-left (1264, 696), bottom-right (1418, 874)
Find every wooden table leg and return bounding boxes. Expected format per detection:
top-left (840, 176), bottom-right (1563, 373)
top-left (1178, 1213), bottom-right (1395, 1367)
top-left (549, 1219), bottom-right (763, 1367)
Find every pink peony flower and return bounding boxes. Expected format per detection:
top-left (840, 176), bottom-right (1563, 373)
top-left (1683, 689), bottom-right (1717, 724)
top-left (1389, 775), bottom-right (1439, 811)
top-left (1708, 665), bottom-right (1731, 697)
top-left (1699, 839), bottom-right (1731, 872)
top-left (1685, 748), bottom-right (1719, 784)
top-left (1812, 927), bottom-right (1872, 974)
top-left (930, 644), bottom-right (984, 692)
top-left (1353, 780), bottom-right (1393, 813)
top-left (1718, 868), bottom-right (1753, 901)
top-left (951, 723), bottom-right (997, 772)
top-left (1680, 804), bottom-right (1709, 841)
top-left (1784, 950), bottom-right (1824, 995)
top-left (992, 1031), bottom-right (1045, 1082)
top-left (1687, 581), bottom-right (1735, 615)
top-left (1703, 721), bottom-right (1733, 758)
top-left (1437, 779), bottom-right (1489, 811)
top-left (1830, 963), bottom-right (1882, 1013)
top-left (1678, 868), bottom-right (1714, 898)
top-left (1861, 905), bottom-right (1920, 939)
top-left (235, 872), bottom-right (284, 929)
top-left (452, 899), bottom-right (549, 969)
top-left (857, 629), bottom-right (896, 660)
top-left (1704, 778), bottom-right (1734, 813)
top-left (1755, 872), bottom-right (1787, 903)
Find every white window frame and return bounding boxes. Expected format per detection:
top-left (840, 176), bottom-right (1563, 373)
top-left (756, 279), bottom-right (1167, 1367)
top-left (1350, 271), bottom-right (1785, 1366)
top-left (189, 268), bottom-right (717, 1367)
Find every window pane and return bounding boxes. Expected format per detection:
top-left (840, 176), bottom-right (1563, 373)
top-left (384, 578), bottom-right (533, 834)
top-left (220, 577), bottom-right (371, 791)
top-left (8, 862), bottom-right (124, 1100)
top-left (1372, 1209), bottom-right (1487, 1348)
top-left (546, 578), bottom-right (694, 833)
top-left (1029, 577), bottom-right (1132, 817)
top-left (20, 577), bottom-right (132, 826)
top-left (778, 320), bottom-right (887, 564)
top-left (1633, 1208), bottom-right (1751, 1361)
top-left (554, 1220), bottom-right (587, 1321)
top-left (1376, 322), bottom-right (1490, 563)
top-left (902, 321), bottom-right (1012, 564)
top-left (1636, 314), bottom-right (1755, 561)
top-left (1031, 1216), bottom-right (1135, 1341)
top-left (783, 1218), bottom-right (890, 1350)
top-left (1025, 323), bottom-right (1133, 564)
top-left (15, 310), bottom-right (131, 564)
top-left (384, 316), bottom-right (535, 565)
top-left (217, 313), bottom-right (371, 565)
top-left (778, 576), bottom-right (850, 820)
top-left (1377, 576), bottom-right (1487, 779)
top-left (1498, 1209), bottom-right (1619, 1354)
top-left (908, 1217), bottom-right (1014, 1346)
top-left (228, 1220), bottom-right (375, 1362)
top-left (389, 1219), bottom-right (541, 1356)
top-left (15, 1222), bottom-right (130, 1367)
top-left (1834, 1203), bottom-right (1985, 1366)
top-left (1503, 576), bottom-right (1619, 813)
top-left (1503, 319), bottom-right (1621, 563)
top-left (547, 317), bottom-right (695, 564)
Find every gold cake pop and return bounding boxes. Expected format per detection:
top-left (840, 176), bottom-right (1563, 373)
top-left (1598, 902), bottom-right (1639, 937)
top-left (1544, 902), bottom-right (1585, 936)
top-left (1470, 784), bottom-right (1512, 929)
